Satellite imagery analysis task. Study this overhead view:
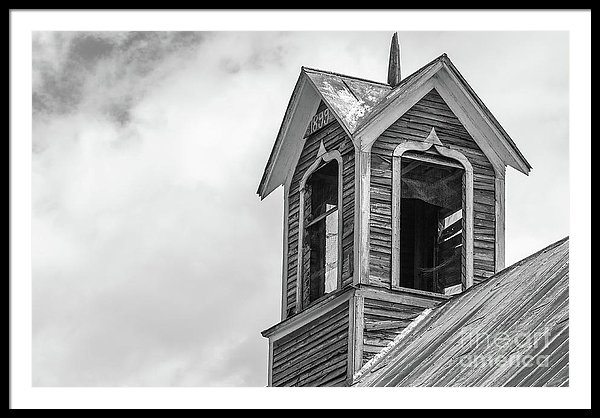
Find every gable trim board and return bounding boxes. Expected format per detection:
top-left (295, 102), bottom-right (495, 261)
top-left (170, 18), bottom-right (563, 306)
top-left (258, 54), bottom-right (530, 201)
top-left (354, 55), bottom-right (530, 175)
top-left (258, 72), bottom-right (321, 200)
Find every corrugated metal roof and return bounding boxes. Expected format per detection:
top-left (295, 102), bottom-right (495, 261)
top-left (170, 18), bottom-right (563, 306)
top-left (354, 237), bottom-right (569, 387)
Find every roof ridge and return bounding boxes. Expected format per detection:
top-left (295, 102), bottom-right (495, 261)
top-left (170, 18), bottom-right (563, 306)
top-left (352, 53), bottom-right (447, 133)
top-left (490, 236), bottom-right (569, 279)
top-left (303, 53), bottom-right (446, 92)
top-left (301, 66), bottom-right (391, 88)
top-left (394, 53), bottom-right (447, 87)
top-left (352, 307), bottom-right (434, 384)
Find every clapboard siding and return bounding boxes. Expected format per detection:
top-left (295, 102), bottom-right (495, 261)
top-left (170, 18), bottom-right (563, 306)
top-left (272, 301), bottom-right (350, 387)
top-left (362, 298), bottom-right (433, 364)
top-left (286, 102), bottom-right (355, 316)
top-left (369, 88), bottom-right (496, 287)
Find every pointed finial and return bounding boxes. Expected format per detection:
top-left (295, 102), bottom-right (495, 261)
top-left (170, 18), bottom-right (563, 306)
top-left (387, 32), bottom-right (401, 87)
top-left (317, 140), bottom-right (327, 158)
top-left (425, 127), bottom-right (443, 146)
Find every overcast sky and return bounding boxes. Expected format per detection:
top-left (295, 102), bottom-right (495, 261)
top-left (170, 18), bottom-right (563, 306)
top-left (32, 31), bottom-right (569, 387)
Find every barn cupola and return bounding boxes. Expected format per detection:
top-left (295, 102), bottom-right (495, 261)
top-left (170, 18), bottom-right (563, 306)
top-left (258, 34), bottom-right (531, 387)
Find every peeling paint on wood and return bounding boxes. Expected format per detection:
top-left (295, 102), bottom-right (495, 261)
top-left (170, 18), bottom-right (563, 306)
top-left (304, 68), bottom-right (390, 134)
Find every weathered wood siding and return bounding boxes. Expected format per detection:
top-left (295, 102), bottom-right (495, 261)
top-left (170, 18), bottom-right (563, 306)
top-left (287, 102), bottom-right (355, 315)
top-left (369, 88), bottom-right (496, 287)
top-left (271, 301), bottom-right (350, 386)
top-left (362, 297), bottom-right (439, 365)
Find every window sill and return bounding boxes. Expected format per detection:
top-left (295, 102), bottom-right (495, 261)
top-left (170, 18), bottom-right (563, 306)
top-left (390, 285), bottom-right (453, 300)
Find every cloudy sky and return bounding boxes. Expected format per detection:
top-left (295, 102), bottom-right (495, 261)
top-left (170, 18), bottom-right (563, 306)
top-left (32, 31), bottom-right (569, 387)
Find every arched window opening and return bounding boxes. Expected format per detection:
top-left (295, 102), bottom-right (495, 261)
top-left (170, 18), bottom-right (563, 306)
top-left (302, 159), bottom-right (340, 307)
top-left (399, 154), bottom-right (464, 294)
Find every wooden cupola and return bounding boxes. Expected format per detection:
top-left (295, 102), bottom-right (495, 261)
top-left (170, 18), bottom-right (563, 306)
top-left (258, 33), bottom-right (531, 387)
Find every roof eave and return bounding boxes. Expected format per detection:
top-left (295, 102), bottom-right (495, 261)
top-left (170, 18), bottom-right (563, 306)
top-left (302, 68), bottom-right (356, 140)
top-left (440, 55), bottom-right (532, 174)
top-left (257, 71), bottom-right (308, 200)
top-left (257, 67), bottom-right (362, 199)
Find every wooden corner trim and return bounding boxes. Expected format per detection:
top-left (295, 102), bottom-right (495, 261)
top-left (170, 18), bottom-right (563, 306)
top-left (263, 287), bottom-right (355, 341)
top-left (352, 294), bottom-right (365, 375)
top-left (359, 149), bottom-right (371, 285)
top-left (495, 173), bottom-right (506, 272)
top-left (281, 183), bottom-right (290, 321)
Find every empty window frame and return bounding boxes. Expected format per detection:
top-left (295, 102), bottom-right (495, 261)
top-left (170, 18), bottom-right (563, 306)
top-left (399, 155), bottom-right (464, 294)
top-left (301, 159), bottom-right (340, 308)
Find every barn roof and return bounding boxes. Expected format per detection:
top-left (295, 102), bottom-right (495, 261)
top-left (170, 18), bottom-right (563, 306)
top-left (354, 237), bottom-right (569, 387)
top-left (301, 54), bottom-right (446, 136)
top-left (302, 67), bottom-right (392, 134)
top-left (257, 53), bottom-right (532, 199)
